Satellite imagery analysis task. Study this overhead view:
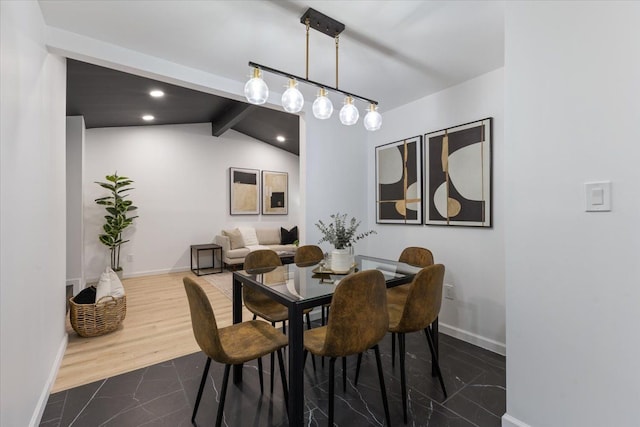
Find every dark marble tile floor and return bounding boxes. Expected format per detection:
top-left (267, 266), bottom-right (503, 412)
top-left (41, 331), bottom-right (505, 427)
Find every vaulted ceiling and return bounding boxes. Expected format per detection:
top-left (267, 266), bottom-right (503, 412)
top-left (41, 1), bottom-right (505, 155)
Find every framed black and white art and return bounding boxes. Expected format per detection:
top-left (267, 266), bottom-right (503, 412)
top-left (375, 136), bottom-right (423, 224)
top-left (229, 167), bottom-right (260, 215)
top-left (262, 170), bottom-right (288, 215)
top-left (424, 118), bottom-right (492, 227)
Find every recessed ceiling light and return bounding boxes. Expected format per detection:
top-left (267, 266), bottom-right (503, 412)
top-left (142, 115), bottom-right (155, 121)
top-left (149, 90), bottom-right (164, 98)
top-left (276, 135), bottom-right (286, 142)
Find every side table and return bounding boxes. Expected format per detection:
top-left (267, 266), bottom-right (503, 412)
top-left (190, 244), bottom-right (223, 275)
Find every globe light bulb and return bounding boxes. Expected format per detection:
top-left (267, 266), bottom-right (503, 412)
top-left (244, 68), bottom-right (268, 105)
top-left (312, 88), bottom-right (333, 119)
top-left (364, 104), bottom-right (382, 131)
top-left (339, 96), bottom-right (359, 125)
top-left (281, 79), bottom-right (304, 113)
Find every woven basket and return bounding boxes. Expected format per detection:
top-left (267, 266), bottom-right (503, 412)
top-left (69, 294), bottom-right (127, 337)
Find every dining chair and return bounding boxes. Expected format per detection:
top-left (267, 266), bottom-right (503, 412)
top-left (388, 246), bottom-right (435, 364)
top-left (358, 264), bottom-right (448, 424)
top-left (183, 277), bottom-right (289, 427)
top-left (243, 249), bottom-right (315, 387)
top-left (294, 244), bottom-right (324, 267)
top-left (303, 269), bottom-right (391, 426)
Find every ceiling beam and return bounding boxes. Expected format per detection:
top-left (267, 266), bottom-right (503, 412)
top-left (211, 102), bottom-right (256, 136)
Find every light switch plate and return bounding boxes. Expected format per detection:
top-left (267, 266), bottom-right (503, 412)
top-left (585, 181), bottom-right (611, 212)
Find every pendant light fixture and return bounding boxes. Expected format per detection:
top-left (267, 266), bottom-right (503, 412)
top-left (339, 96), bottom-right (359, 125)
top-left (244, 8), bottom-right (381, 131)
top-left (363, 103), bottom-right (382, 131)
top-left (312, 88), bottom-right (333, 119)
top-left (281, 79), bottom-right (304, 113)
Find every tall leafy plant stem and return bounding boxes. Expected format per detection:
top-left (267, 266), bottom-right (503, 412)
top-left (95, 172), bottom-right (138, 271)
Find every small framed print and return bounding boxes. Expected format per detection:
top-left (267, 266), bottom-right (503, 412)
top-left (229, 167), bottom-right (260, 215)
top-left (425, 118), bottom-right (492, 227)
top-left (262, 170), bottom-right (288, 215)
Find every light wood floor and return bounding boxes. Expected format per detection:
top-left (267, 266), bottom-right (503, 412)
top-left (53, 271), bottom-right (252, 393)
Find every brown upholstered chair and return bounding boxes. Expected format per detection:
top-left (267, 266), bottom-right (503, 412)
top-left (294, 244), bottom-right (324, 267)
top-left (243, 249), bottom-right (314, 385)
top-left (388, 246), bottom-right (435, 362)
top-left (303, 270), bottom-right (391, 426)
top-left (183, 277), bottom-right (288, 427)
top-left (360, 264), bottom-right (447, 423)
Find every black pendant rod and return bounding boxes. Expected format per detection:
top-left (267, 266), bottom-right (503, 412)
top-left (248, 61), bottom-right (378, 106)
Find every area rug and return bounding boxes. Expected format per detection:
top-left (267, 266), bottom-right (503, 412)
top-left (201, 271), bottom-right (234, 300)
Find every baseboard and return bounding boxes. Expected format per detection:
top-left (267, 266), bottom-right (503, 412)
top-left (31, 333), bottom-right (68, 426)
top-left (86, 266), bottom-right (192, 284)
top-left (438, 321), bottom-right (506, 356)
top-left (502, 413), bottom-right (531, 427)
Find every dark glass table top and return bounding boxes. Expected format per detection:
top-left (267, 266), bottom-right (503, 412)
top-left (234, 254), bottom-right (421, 305)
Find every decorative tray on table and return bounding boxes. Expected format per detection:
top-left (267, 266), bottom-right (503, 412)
top-left (312, 264), bottom-right (357, 275)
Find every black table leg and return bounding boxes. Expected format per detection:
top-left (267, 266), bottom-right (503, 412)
top-left (232, 275), bottom-right (243, 384)
top-left (288, 303), bottom-right (304, 426)
top-left (431, 317), bottom-right (439, 376)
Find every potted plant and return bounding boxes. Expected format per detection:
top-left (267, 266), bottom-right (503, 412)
top-left (315, 213), bottom-right (376, 273)
top-left (95, 172), bottom-right (138, 278)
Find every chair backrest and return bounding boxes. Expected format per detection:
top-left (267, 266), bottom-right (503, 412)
top-left (398, 247), bottom-right (434, 267)
top-left (183, 277), bottom-right (226, 361)
top-left (294, 245), bottom-right (324, 267)
top-left (323, 269), bottom-right (388, 357)
top-left (244, 249), bottom-right (282, 273)
top-left (396, 264), bottom-right (445, 332)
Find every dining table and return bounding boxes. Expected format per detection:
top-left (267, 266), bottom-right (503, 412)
top-left (232, 254), bottom-right (439, 426)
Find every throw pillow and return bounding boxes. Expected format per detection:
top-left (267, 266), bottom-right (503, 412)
top-left (255, 228), bottom-right (280, 245)
top-left (108, 268), bottom-right (125, 298)
top-left (224, 228), bottom-right (245, 250)
top-left (73, 286), bottom-right (96, 304)
top-left (238, 226), bottom-right (259, 246)
top-left (95, 268), bottom-right (112, 302)
top-left (281, 226), bottom-right (298, 245)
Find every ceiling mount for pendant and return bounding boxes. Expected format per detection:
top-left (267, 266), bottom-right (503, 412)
top-left (244, 7), bottom-right (381, 131)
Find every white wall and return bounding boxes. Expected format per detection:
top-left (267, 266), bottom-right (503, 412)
top-left (66, 116), bottom-right (85, 292)
top-left (83, 123), bottom-right (300, 279)
top-left (302, 113), bottom-right (370, 252)
top-left (503, 2), bottom-right (640, 426)
top-left (366, 68), bottom-right (505, 353)
top-left (0, 2), bottom-right (68, 426)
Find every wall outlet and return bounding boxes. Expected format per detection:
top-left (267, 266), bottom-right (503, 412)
top-left (444, 283), bottom-right (455, 300)
top-left (127, 254), bottom-right (134, 262)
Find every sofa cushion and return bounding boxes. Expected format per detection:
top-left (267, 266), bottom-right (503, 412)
top-left (225, 247), bottom-right (250, 259)
top-left (238, 226), bottom-right (259, 246)
top-left (280, 226), bottom-right (298, 244)
top-left (223, 228), bottom-right (245, 250)
top-left (256, 228), bottom-right (281, 245)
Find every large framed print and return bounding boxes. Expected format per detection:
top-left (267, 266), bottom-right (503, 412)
top-left (375, 136), bottom-right (423, 224)
top-left (229, 167), bottom-right (260, 215)
top-left (425, 118), bottom-right (492, 227)
top-left (262, 170), bottom-right (288, 215)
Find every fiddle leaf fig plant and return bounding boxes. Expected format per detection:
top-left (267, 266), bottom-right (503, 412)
top-left (95, 172), bottom-right (138, 271)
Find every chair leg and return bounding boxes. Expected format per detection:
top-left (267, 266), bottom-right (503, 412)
top-left (257, 356), bottom-right (264, 394)
top-left (354, 353), bottom-right (362, 386)
top-left (276, 349), bottom-right (289, 414)
top-left (373, 345), bottom-right (391, 427)
top-left (191, 357), bottom-right (211, 422)
top-left (215, 364), bottom-right (231, 427)
top-left (270, 322), bottom-right (276, 393)
top-left (329, 357), bottom-right (336, 427)
top-left (306, 313), bottom-right (317, 371)
top-left (425, 326), bottom-right (448, 399)
top-left (391, 332), bottom-right (396, 367)
top-left (342, 356), bottom-right (347, 392)
top-left (399, 333), bottom-right (408, 423)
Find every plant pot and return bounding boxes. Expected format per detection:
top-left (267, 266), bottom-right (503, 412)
top-left (331, 248), bottom-right (353, 274)
top-left (114, 269), bottom-right (123, 280)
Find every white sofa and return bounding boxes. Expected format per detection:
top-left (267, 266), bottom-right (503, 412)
top-left (214, 226), bottom-right (298, 268)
